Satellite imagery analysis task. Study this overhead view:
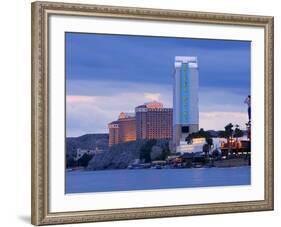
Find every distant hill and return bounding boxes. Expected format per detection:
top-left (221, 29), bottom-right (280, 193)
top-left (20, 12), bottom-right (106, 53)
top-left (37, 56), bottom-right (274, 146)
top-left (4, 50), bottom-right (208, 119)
top-left (66, 134), bottom-right (109, 158)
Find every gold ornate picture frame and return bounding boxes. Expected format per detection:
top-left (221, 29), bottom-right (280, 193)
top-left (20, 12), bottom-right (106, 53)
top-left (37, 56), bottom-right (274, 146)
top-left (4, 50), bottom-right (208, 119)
top-left (31, 1), bottom-right (274, 225)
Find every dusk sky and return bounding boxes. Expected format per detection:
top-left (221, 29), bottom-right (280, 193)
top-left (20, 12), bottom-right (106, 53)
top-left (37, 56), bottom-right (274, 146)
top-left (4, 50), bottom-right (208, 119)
top-left (66, 32), bottom-right (251, 137)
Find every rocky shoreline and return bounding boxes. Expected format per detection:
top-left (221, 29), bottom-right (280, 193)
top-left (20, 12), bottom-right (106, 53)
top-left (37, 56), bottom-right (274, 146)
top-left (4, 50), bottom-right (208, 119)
top-left (213, 157), bottom-right (250, 168)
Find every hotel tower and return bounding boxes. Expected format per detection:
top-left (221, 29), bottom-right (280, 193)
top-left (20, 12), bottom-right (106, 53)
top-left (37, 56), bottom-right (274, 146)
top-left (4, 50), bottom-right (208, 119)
top-left (173, 56), bottom-right (199, 149)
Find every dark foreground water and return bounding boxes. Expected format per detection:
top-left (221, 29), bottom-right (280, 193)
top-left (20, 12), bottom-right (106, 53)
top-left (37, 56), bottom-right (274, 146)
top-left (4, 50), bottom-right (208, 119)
top-left (66, 166), bottom-right (250, 193)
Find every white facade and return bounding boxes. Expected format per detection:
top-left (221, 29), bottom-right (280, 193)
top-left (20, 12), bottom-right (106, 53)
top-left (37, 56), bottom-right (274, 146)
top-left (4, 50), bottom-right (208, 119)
top-left (176, 137), bottom-right (228, 154)
top-left (176, 138), bottom-right (205, 153)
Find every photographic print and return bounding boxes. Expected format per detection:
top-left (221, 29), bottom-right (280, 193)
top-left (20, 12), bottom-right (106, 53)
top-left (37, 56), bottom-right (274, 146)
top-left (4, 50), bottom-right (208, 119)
top-left (31, 2), bottom-right (273, 225)
top-left (65, 33), bottom-right (252, 194)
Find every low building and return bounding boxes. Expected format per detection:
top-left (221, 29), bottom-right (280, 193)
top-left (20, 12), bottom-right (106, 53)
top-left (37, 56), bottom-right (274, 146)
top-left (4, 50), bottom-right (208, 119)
top-left (176, 137), bottom-right (206, 154)
top-left (220, 136), bottom-right (250, 155)
top-left (176, 136), bottom-right (250, 156)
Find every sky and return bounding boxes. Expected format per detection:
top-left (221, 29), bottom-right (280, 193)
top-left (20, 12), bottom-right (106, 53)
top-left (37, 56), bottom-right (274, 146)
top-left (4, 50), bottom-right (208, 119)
top-left (66, 32), bottom-right (251, 137)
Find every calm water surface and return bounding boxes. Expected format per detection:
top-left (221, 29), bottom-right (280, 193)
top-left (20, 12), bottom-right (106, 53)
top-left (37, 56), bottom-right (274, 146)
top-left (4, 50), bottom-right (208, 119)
top-left (66, 166), bottom-right (250, 193)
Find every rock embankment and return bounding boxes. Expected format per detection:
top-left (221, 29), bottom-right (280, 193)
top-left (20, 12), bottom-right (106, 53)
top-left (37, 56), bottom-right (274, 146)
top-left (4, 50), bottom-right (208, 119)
top-left (87, 140), bottom-right (145, 170)
top-left (214, 157), bottom-right (250, 167)
top-left (87, 139), bottom-right (171, 170)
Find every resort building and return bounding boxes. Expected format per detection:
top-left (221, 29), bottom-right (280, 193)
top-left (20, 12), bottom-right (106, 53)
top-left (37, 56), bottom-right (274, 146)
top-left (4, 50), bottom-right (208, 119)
top-left (173, 56), bottom-right (199, 149)
top-left (135, 101), bottom-right (173, 140)
top-left (176, 137), bottom-right (206, 154)
top-left (108, 112), bottom-right (136, 146)
top-left (220, 136), bottom-right (251, 155)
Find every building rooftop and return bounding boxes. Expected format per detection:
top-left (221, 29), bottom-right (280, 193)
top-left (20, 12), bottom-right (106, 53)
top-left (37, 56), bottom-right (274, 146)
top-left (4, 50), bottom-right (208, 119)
top-left (144, 101), bottom-right (163, 109)
top-left (174, 56), bottom-right (198, 69)
top-left (108, 120), bottom-right (119, 125)
top-left (175, 56), bottom-right (197, 63)
top-left (136, 101), bottom-right (164, 109)
top-left (118, 112), bottom-right (135, 119)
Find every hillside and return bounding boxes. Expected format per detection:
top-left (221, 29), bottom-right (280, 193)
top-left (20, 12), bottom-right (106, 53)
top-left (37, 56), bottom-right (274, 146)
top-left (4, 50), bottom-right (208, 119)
top-left (66, 133), bottom-right (109, 158)
top-left (87, 139), bottom-right (171, 170)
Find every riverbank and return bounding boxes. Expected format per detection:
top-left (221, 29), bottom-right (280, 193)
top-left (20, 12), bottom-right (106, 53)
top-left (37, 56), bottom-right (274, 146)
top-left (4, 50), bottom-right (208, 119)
top-left (66, 166), bottom-right (251, 193)
top-left (67, 157), bottom-right (251, 172)
top-left (214, 158), bottom-right (250, 168)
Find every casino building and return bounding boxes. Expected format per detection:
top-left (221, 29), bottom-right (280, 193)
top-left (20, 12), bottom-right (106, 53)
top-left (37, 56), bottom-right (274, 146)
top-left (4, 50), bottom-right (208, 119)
top-left (173, 56), bottom-right (199, 150)
top-left (135, 101), bottom-right (173, 140)
top-left (108, 112), bottom-right (136, 147)
top-left (108, 102), bottom-right (173, 146)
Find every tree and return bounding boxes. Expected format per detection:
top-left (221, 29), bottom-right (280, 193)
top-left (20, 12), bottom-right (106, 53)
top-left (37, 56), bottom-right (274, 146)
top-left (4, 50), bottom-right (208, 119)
top-left (161, 142), bottom-right (171, 160)
top-left (206, 137), bottom-right (213, 146)
top-left (212, 149), bottom-right (220, 159)
top-left (218, 130), bottom-right (227, 138)
top-left (234, 124), bottom-right (244, 138)
top-left (224, 123), bottom-right (234, 155)
top-left (202, 137), bottom-right (213, 157)
top-left (140, 139), bottom-right (157, 163)
top-left (233, 124), bottom-right (244, 154)
top-left (66, 156), bottom-right (76, 168)
top-left (186, 128), bottom-right (211, 142)
top-left (77, 153), bottom-right (93, 168)
top-left (203, 144), bottom-right (209, 157)
top-left (225, 123), bottom-right (234, 137)
top-left (150, 145), bottom-right (162, 161)
top-left (185, 128), bottom-right (213, 157)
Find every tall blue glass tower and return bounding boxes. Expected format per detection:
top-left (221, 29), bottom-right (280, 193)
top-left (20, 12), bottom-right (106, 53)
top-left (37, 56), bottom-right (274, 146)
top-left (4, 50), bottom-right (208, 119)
top-left (173, 56), bottom-right (199, 148)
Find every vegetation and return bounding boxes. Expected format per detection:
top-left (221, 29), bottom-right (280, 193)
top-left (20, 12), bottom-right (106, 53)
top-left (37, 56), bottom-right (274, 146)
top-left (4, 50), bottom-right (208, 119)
top-left (161, 142), bottom-right (172, 160)
top-left (212, 149), bottom-right (220, 159)
top-left (151, 141), bottom-right (171, 161)
top-left (140, 139), bottom-right (157, 163)
top-left (186, 128), bottom-right (211, 143)
top-left (186, 128), bottom-right (213, 156)
top-left (87, 139), bottom-right (171, 170)
top-left (234, 124), bottom-right (244, 138)
top-left (139, 139), bottom-right (171, 163)
top-left (218, 123), bottom-right (233, 155)
top-left (204, 137), bottom-right (213, 157)
top-left (218, 123), bottom-right (244, 156)
top-left (77, 153), bottom-right (93, 168)
top-left (66, 154), bottom-right (76, 168)
top-left (66, 153), bottom-right (93, 168)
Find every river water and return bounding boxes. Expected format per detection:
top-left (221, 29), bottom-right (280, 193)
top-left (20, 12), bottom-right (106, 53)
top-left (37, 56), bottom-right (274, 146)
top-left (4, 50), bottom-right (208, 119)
top-left (66, 166), bottom-right (250, 193)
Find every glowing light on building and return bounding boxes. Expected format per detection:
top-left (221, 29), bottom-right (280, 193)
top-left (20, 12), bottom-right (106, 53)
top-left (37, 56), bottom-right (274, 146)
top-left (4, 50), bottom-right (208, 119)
top-left (108, 112), bottom-right (136, 147)
top-left (144, 101), bottom-right (163, 109)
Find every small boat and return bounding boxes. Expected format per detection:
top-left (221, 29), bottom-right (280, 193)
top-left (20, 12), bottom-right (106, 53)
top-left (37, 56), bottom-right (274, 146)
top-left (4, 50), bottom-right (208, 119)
top-left (194, 164), bottom-right (203, 168)
top-left (66, 168), bottom-right (74, 172)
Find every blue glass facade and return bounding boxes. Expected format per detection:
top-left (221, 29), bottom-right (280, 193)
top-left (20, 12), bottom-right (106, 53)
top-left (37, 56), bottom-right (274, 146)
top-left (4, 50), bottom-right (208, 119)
top-left (181, 63), bottom-right (189, 124)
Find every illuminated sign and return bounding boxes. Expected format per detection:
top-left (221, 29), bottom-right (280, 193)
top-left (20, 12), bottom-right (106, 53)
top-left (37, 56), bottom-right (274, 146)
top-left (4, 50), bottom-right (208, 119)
top-left (181, 63), bottom-right (188, 124)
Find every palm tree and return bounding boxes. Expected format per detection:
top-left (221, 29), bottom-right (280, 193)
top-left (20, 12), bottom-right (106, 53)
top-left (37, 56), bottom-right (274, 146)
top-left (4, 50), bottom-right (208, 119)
top-left (233, 124), bottom-right (243, 154)
top-left (185, 128), bottom-right (211, 142)
top-left (203, 137), bottom-right (213, 157)
top-left (203, 143), bottom-right (209, 157)
top-left (234, 124), bottom-right (243, 138)
top-left (224, 123), bottom-right (234, 156)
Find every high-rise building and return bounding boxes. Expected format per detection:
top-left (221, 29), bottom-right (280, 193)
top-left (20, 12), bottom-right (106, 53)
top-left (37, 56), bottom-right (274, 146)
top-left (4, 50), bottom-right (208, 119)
top-left (135, 101), bottom-right (173, 140)
top-left (108, 112), bottom-right (136, 147)
top-left (173, 56), bottom-right (199, 148)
